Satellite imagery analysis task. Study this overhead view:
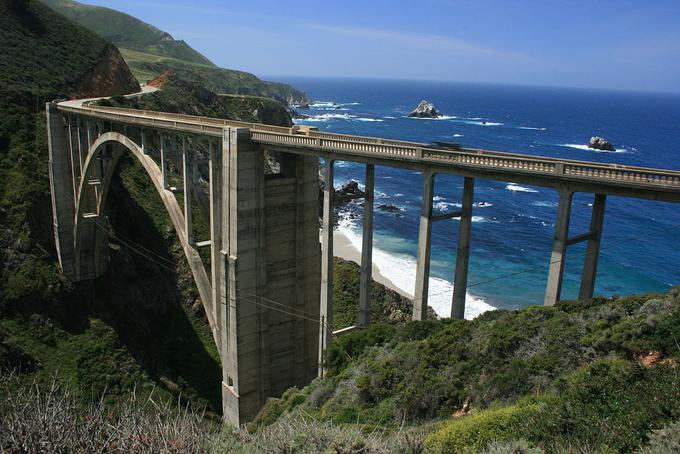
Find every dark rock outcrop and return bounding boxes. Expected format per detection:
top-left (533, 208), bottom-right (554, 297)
top-left (588, 136), bottom-right (616, 152)
top-left (377, 204), bottom-right (402, 212)
top-left (75, 45), bottom-right (141, 98)
top-left (408, 100), bottom-right (441, 118)
top-left (335, 180), bottom-right (365, 204)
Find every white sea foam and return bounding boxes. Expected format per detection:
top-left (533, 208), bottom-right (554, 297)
top-left (475, 201), bottom-right (493, 208)
top-left (506, 183), bottom-right (539, 193)
top-left (518, 126), bottom-right (547, 131)
top-left (295, 113), bottom-right (356, 123)
top-left (560, 143), bottom-right (628, 153)
top-left (458, 120), bottom-right (504, 126)
top-left (309, 101), bottom-right (336, 108)
top-left (336, 217), bottom-right (495, 319)
top-left (433, 201), bottom-right (462, 212)
top-left (355, 118), bottom-right (384, 122)
top-left (453, 133), bottom-right (464, 137)
top-left (533, 201), bottom-right (558, 207)
top-left (384, 116), bottom-right (397, 119)
top-left (472, 216), bottom-right (498, 223)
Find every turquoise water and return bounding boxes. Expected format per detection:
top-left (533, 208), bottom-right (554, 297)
top-left (276, 77), bottom-right (680, 313)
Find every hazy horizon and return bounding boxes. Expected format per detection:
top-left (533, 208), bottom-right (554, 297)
top-left (80, 0), bottom-right (680, 94)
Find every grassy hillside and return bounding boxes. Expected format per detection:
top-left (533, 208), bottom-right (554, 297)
top-left (249, 288), bottom-right (680, 452)
top-left (131, 58), bottom-right (308, 104)
top-left (0, 0), bottom-right (128, 97)
top-left (39, 0), bottom-right (309, 104)
top-left (39, 0), bottom-right (214, 66)
top-left (99, 73), bottom-right (294, 126)
top-left (4, 289), bottom-right (680, 452)
top-left (0, 0), bottom-right (254, 415)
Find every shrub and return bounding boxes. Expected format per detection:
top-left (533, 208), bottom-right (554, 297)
top-left (636, 419), bottom-right (680, 453)
top-left (324, 323), bottom-right (395, 376)
top-left (524, 360), bottom-right (680, 452)
top-left (424, 400), bottom-right (540, 453)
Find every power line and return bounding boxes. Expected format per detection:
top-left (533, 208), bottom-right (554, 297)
top-left (425, 221), bottom-right (680, 300)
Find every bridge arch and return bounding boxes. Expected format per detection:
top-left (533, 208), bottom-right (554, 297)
top-left (73, 131), bottom-right (217, 339)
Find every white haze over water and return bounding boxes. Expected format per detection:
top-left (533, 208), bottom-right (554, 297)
top-left (336, 214), bottom-right (495, 320)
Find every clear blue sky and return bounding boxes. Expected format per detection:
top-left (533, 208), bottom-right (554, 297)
top-left (88, 0), bottom-right (680, 93)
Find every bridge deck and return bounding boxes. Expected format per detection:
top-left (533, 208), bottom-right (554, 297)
top-left (57, 103), bottom-right (680, 202)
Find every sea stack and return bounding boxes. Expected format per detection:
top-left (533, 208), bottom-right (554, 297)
top-left (588, 136), bottom-right (616, 151)
top-left (408, 100), bottom-right (441, 118)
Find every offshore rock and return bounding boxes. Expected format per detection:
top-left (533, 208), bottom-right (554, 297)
top-left (408, 100), bottom-right (441, 118)
top-left (335, 180), bottom-right (365, 204)
top-left (588, 136), bottom-right (616, 151)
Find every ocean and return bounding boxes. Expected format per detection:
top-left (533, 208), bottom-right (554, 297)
top-left (274, 77), bottom-right (680, 318)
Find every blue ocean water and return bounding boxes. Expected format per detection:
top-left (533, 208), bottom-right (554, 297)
top-left (276, 77), bottom-right (680, 314)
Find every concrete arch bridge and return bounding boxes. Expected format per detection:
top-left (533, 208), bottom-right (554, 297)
top-left (47, 101), bottom-right (680, 425)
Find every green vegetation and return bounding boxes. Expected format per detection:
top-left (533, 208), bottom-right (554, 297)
top-left (40, 0), bottom-right (214, 66)
top-left (0, 0), bottom-right (221, 414)
top-left (249, 288), bottom-right (680, 452)
top-left (425, 399), bottom-right (539, 453)
top-left (99, 74), bottom-right (293, 126)
top-left (331, 256), bottom-right (437, 329)
top-left (130, 60), bottom-right (308, 104)
top-left (0, 0), bottom-right (109, 96)
top-left (39, 0), bottom-right (308, 104)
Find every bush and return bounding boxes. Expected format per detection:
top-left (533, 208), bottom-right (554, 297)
top-left (525, 360), bottom-right (680, 452)
top-left (637, 419), bottom-right (680, 453)
top-left (324, 323), bottom-right (395, 376)
top-left (424, 400), bottom-right (540, 453)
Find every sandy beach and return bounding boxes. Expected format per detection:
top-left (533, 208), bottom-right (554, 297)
top-left (333, 231), bottom-right (414, 300)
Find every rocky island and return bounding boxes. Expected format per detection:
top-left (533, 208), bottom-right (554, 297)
top-left (408, 99), bottom-right (442, 118)
top-left (589, 136), bottom-right (616, 151)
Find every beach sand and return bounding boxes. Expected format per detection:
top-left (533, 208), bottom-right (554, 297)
top-left (333, 231), bottom-right (414, 300)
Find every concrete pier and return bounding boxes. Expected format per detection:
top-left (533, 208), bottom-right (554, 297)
top-left (358, 164), bottom-right (375, 327)
top-left (414, 171), bottom-right (434, 321)
top-left (451, 177), bottom-right (474, 319)
top-left (319, 158), bottom-right (334, 374)
top-left (182, 136), bottom-right (193, 246)
top-left (578, 194), bottom-right (606, 300)
top-left (544, 189), bottom-right (573, 306)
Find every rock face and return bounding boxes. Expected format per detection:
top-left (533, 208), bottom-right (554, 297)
top-left (408, 100), bottom-right (441, 118)
top-left (335, 180), bottom-right (365, 203)
top-left (74, 45), bottom-right (141, 98)
top-left (588, 136), bottom-right (616, 152)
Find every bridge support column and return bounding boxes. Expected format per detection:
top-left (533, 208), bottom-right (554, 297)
top-left (47, 103), bottom-right (77, 279)
top-left (414, 170), bottom-right (434, 321)
top-left (578, 194), bottom-right (606, 300)
top-left (544, 189), bottom-right (573, 306)
top-left (160, 134), bottom-right (168, 189)
top-left (319, 158), bottom-right (334, 375)
top-left (221, 127), bottom-right (267, 426)
top-left (209, 140), bottom-right (222, 350)
top-left (451, 177), bottom-right (474, 319)
top-left (358, 164), bottom-right (374, 328)
top-left (182, 137), bottom-right (193, 246)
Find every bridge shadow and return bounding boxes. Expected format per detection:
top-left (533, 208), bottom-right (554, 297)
top-left (69, 155), bottom-right (222, 412)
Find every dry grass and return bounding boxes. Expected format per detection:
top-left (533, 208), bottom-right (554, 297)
top-left (0, 374), bottom-right (213, 453)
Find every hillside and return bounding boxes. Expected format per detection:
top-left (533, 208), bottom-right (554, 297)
top-left (38, 0), bottom-right (309, 105)
top-left (1, 0), bottom-right (297, 417)
top-left (39, 0), bottom-right (214, 66)
top-left (0, 0), bottom-right (139, 97)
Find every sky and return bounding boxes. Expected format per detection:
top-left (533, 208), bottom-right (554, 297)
top-left (87, 0), bottom-right (680, 93)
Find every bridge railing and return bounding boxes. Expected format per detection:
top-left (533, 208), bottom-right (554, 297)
top-left (59, 104), bottom-right (680, 189)
top-left (253, 130), bottom-right (680, 188)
